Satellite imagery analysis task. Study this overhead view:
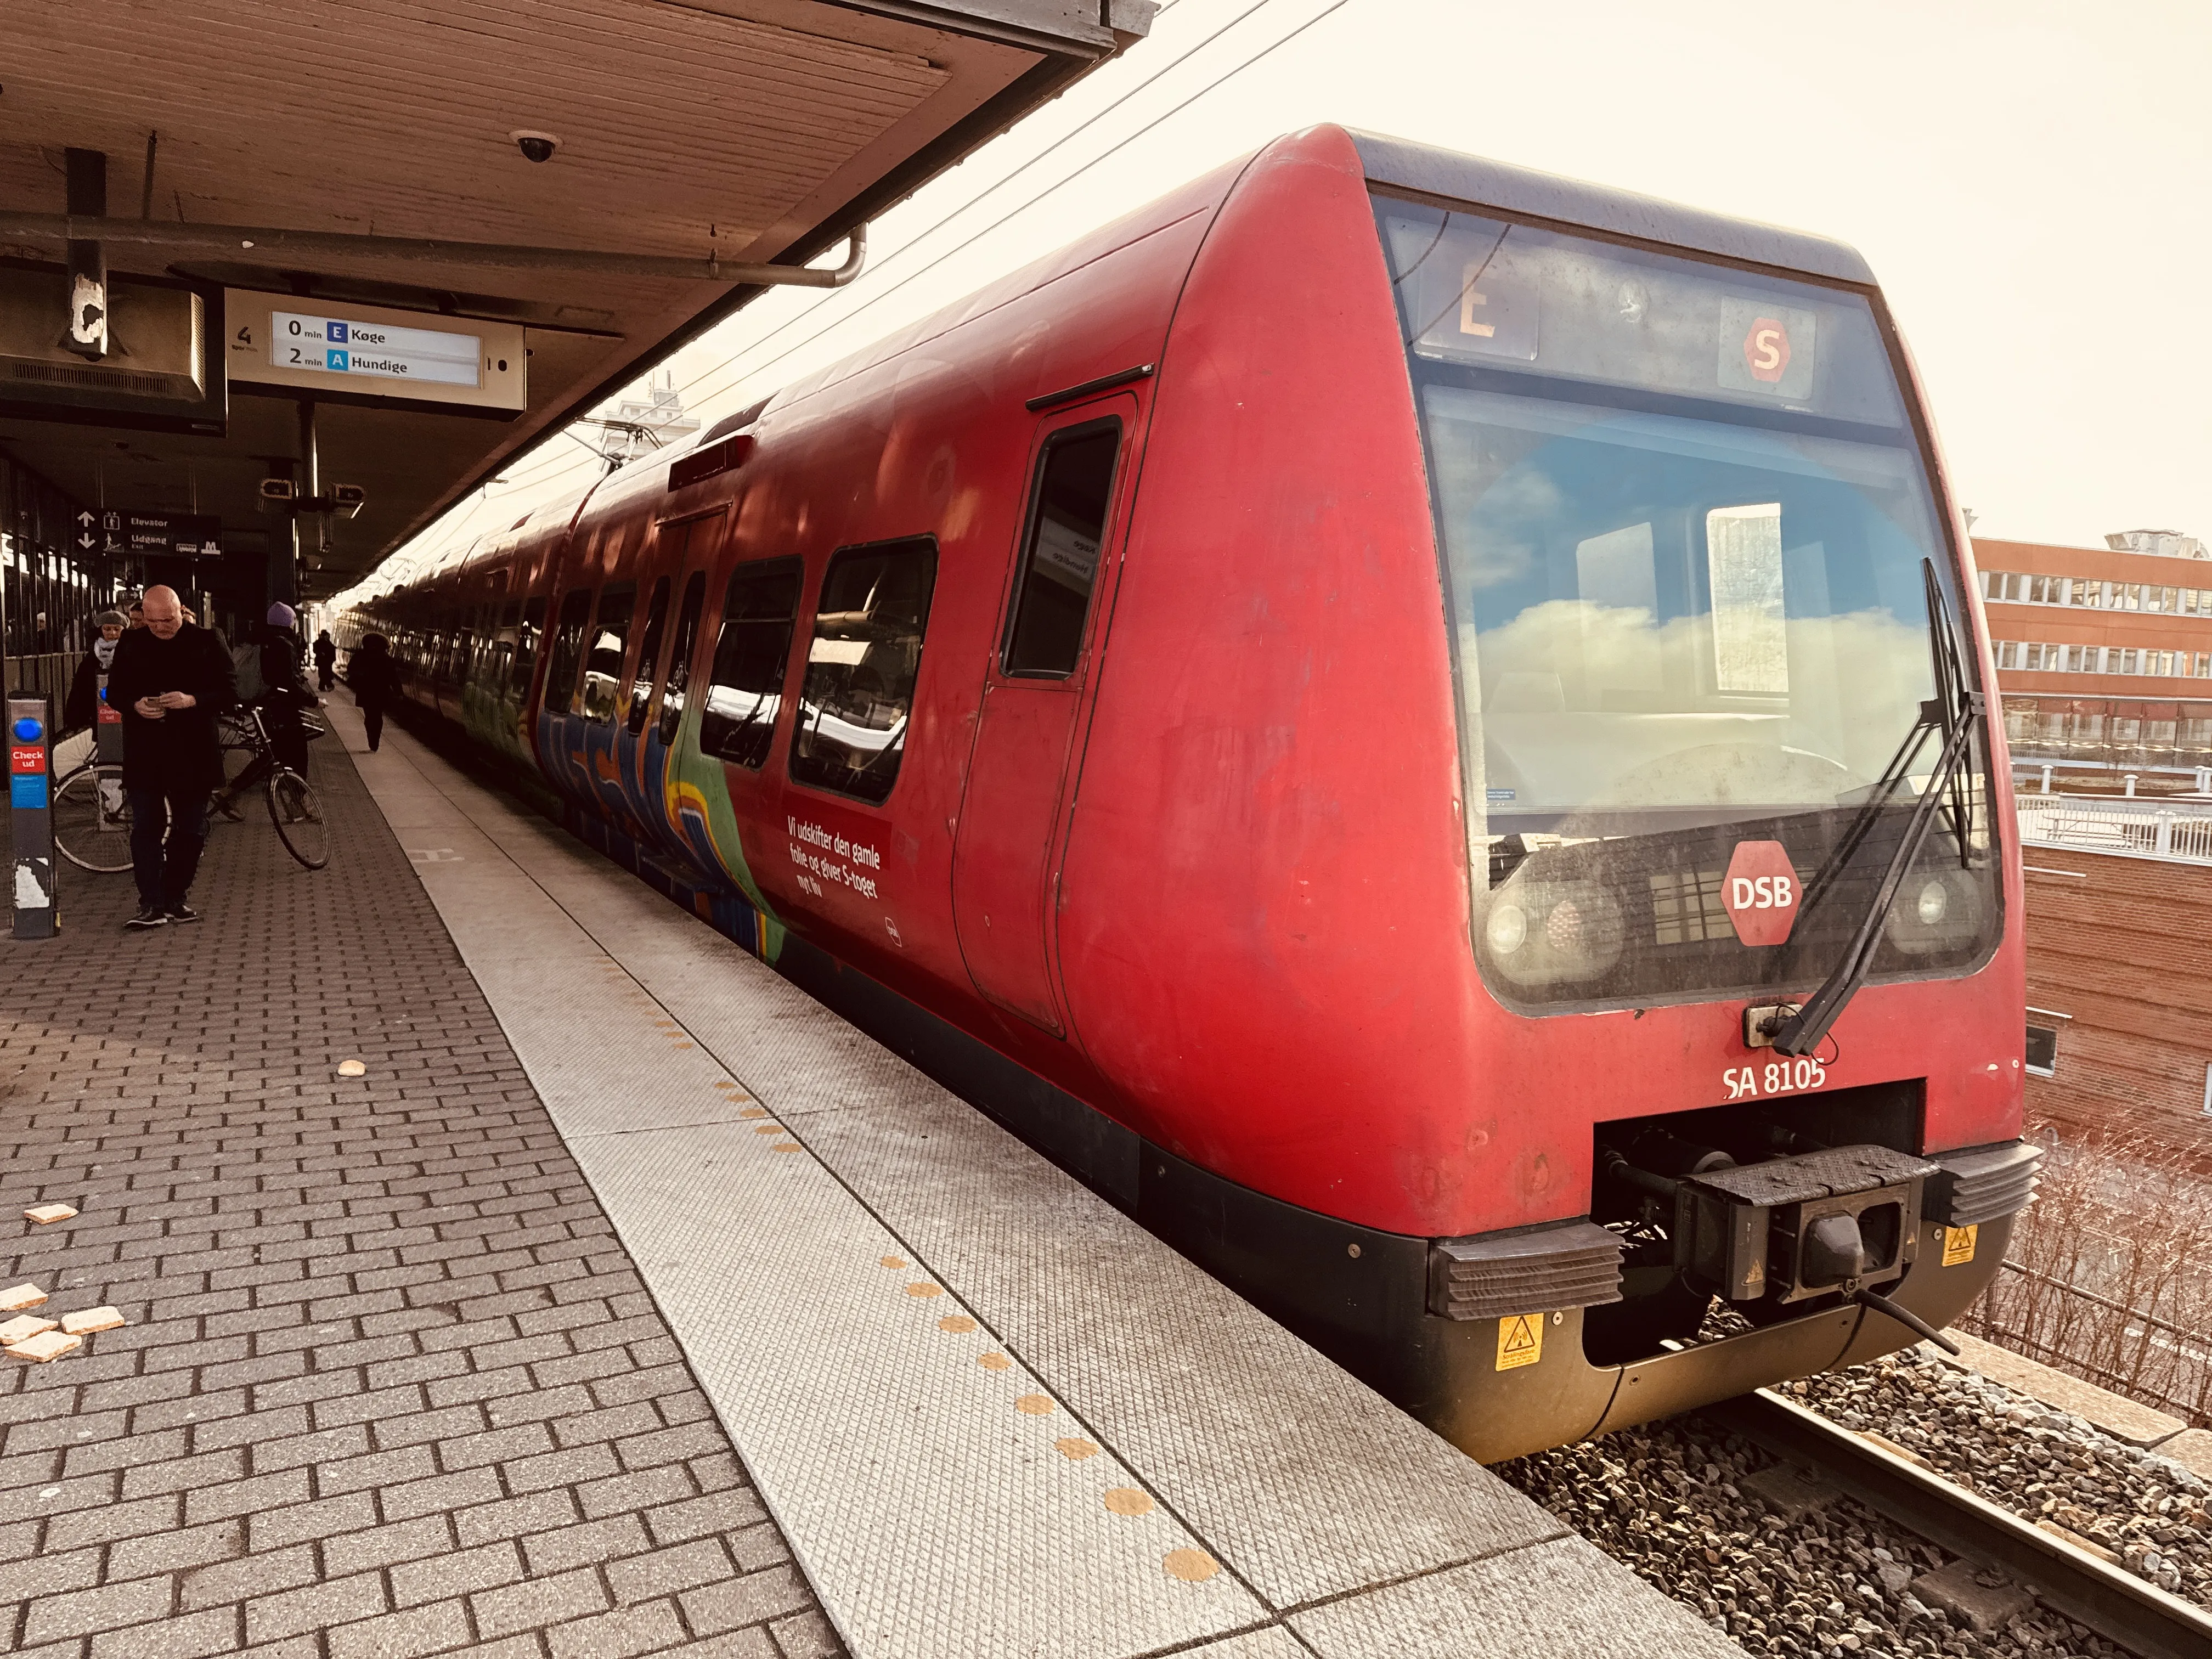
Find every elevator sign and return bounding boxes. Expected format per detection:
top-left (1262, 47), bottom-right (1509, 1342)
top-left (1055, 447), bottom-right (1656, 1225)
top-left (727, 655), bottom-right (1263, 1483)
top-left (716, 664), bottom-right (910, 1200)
top-left (223, 288), bottom-right (526, 413)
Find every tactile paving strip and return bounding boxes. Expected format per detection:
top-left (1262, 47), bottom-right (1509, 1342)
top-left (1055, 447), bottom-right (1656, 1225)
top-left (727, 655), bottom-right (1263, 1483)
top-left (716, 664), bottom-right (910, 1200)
top-left (351, 731), bottom-right (1262, 1657)
top-left (351, 703), bottom-right (1746, 1659)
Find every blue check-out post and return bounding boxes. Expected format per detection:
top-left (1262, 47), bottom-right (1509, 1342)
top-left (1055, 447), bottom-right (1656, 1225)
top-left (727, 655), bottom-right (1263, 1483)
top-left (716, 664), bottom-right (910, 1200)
top-left (9, 697), bottom-right (57, 940)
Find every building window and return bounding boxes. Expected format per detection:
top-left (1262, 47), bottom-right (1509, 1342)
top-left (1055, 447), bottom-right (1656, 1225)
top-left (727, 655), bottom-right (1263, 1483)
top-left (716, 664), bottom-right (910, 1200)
top-left (2025, 1023), bottom-right (2059, 1077)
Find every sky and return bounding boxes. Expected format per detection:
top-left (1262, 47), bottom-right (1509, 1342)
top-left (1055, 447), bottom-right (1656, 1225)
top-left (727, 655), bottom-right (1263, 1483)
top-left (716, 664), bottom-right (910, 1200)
top-left (363, 0), bottom-right (2212, 586)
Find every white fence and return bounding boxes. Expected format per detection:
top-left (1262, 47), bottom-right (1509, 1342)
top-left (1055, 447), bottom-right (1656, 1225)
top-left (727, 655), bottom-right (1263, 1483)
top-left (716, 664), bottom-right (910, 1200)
top-left (2015, 793), bottom-right (2212, 864)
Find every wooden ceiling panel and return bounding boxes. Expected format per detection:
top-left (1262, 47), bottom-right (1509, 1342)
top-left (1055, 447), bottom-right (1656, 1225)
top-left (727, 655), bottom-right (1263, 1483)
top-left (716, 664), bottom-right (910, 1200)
top-left (0, 0), bottom-right (1144, 593)
top-left (0, 0), bottom-right (949, 259)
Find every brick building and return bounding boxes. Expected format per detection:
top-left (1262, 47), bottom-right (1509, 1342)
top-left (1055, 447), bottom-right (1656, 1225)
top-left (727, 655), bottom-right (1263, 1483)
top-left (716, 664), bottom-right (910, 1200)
top-left (2018, 840), bottom-right (2212, 1149)
top-left (1976, 530), bottom-right (2212, 775)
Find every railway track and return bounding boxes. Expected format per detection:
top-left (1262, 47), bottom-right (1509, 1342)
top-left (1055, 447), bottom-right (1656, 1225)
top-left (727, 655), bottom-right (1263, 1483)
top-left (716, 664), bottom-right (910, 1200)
top-left (1706, 1388), bottom-right (2212, 1659)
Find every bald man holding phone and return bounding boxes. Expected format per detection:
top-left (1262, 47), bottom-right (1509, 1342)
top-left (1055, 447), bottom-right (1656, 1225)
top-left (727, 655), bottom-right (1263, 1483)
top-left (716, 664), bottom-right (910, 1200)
top-left (104, 585), bottom-right (238, 928)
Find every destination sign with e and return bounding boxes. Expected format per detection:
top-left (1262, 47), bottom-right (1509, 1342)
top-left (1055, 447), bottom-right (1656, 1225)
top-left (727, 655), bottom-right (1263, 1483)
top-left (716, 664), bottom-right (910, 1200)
top-left (271, 312), bottom-right (482, 388)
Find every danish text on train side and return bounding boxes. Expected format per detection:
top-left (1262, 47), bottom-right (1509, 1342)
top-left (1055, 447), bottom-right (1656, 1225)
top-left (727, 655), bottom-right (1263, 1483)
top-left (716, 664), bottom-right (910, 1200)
top-left (787, 816), bottom-right (882, 900)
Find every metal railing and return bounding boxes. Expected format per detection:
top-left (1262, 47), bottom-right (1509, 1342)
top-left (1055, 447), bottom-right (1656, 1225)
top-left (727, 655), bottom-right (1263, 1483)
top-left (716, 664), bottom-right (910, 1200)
top-left (0, 652), bottom-right (73, 707)
top-left (1957, 1259), bottom-right (2212, 1428)
top-left (2015, 792), bottom-right (2212, 864)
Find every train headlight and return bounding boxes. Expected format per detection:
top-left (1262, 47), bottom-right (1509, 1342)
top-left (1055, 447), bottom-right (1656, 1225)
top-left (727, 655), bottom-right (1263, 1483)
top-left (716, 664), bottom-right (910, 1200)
top-left (1884, 868), bottom-right (1980, 956)
top-left (1486, 903), bottom-right (1528, 956)
top-left (1914, 879), bottom-right (1948, 926)
top-left (1479, 879), bottom-right (1625, 988)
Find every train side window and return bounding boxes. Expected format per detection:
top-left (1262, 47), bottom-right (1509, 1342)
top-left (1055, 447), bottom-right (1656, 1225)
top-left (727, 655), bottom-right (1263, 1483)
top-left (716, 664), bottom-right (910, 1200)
top-left (628, 575), bottom-right (671, 733)
top-left (513, 597), bottom-right (546, 697)
top-left (548, 589), bottom-right (595, 712)
top-left (791, 539), bottom-right (938, 804)
top-left (658, 571), bottom-right (708, 747)
top-left (701, 559), bottom-right (802, 769)
top-left (580, 583), bottom-right (636, 723)
top-left (1003, 423), bottom-right (1119, 678)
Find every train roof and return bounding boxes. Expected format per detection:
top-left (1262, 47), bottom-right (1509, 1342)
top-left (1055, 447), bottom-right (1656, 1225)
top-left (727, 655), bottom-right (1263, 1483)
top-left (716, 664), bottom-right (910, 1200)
top-left (1349, 129), bottom-right (1876, 287)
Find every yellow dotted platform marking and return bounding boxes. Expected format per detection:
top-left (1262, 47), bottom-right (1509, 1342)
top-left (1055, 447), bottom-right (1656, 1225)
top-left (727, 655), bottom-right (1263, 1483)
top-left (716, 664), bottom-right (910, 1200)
top-left (1103, 1488), bottom-right (1154, 1516)
top-left (937, 1316), bottom-right (977, 1335)
top-left (1163, 1549), bottom-right (1219, 1582)
top-left (1014, 1393), bottom-right (1054, 1416)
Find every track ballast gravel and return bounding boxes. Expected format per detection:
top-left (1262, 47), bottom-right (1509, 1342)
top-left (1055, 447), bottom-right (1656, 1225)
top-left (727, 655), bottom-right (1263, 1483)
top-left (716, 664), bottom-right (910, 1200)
top-left (1792, 1348), bottom-right (2210, 1607)
top-left (1496, 1345), bottom-right (2209, 1658)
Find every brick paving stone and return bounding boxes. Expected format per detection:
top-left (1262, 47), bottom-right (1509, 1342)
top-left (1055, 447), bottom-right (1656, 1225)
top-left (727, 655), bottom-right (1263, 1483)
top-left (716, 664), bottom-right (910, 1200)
top-left (550, 1599), bottom-right (690, 1659)
top-left (87, 1604), bottom-right (241, 1659)
top-left (325, 1599), bottom-right (474, 1659)
top-left (770, 1611), bottom-right (843, 1659)
top-left (0, 736), bottom-right (843, 1657)
top-left (473, 1564), bottom-right (610, 1639)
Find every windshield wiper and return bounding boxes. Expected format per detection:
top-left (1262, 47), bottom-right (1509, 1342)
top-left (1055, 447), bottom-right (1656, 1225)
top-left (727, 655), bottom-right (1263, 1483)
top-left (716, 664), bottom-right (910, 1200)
top-left (1765, 562), bottom-right (1983, 1058)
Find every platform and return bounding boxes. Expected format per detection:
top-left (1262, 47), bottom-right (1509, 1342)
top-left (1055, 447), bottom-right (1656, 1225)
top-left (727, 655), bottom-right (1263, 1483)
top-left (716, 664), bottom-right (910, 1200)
top-left (0, 704), bottom-right (1747, 1659)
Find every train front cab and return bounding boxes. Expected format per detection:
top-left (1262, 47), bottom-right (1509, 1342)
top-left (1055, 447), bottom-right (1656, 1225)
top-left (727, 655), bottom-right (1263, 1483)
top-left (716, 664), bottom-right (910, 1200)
top-left (1067, 128), bottom-right (2040, 1465)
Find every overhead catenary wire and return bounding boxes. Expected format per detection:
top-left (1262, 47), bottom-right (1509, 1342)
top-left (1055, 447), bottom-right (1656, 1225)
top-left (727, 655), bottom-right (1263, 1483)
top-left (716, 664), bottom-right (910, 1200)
top-left (473, 0), bottom-right (1284, 502)
top-left (458, 0), bottom-right (1348, 513)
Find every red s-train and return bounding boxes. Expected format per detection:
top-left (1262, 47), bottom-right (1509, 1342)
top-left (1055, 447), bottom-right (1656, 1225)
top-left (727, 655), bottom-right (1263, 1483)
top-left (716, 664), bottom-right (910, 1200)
top-left (337, 126), bottom-right (2036, 1462)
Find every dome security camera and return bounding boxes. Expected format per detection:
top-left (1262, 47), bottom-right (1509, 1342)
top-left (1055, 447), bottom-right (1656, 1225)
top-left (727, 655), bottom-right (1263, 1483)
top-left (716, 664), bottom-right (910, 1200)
top-left (510, 130), bottom-right (561, 163)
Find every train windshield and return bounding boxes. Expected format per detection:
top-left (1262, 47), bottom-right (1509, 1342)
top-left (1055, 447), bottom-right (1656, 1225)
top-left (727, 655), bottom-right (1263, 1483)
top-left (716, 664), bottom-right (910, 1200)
top-left (1378, 195), bottom-right (1999, 1011)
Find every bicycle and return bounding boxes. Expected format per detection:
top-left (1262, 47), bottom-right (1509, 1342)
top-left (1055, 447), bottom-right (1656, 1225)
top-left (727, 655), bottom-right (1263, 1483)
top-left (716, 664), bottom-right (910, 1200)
top-left (50, 756), bottom-right (134, 874)
top-left (211, 704), bottom-right (331, 870)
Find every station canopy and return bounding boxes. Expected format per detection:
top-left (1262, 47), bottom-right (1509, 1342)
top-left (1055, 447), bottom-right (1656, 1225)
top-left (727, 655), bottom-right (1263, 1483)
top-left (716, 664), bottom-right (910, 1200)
top-left (0, 0), bottom-right (1151, 599)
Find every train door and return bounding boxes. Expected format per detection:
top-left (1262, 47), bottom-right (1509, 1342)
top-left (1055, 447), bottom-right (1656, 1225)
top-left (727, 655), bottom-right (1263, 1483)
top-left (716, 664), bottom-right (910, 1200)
top-left (950, 402), bottom-right (1133, 1033)
top-left (635, 514), bottom-right (724, 872)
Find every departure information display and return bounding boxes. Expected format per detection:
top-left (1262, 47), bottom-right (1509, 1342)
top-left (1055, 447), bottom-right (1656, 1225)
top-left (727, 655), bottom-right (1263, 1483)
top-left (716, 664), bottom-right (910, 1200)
top-left (270, 311), bottom-right (482, 387)
top-left (223, 288), bottom-right (526, 413)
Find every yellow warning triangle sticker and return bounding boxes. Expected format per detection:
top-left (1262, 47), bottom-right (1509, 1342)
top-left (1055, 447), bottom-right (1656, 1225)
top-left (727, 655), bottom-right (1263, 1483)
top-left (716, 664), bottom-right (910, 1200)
top-left (1495, 1312), bottom-right (1544, 1372)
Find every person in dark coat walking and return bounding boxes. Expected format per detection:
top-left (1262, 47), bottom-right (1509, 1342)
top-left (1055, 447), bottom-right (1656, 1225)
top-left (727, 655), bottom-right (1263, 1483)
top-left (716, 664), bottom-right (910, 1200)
top-left (347, 632), bottom-right (400, 753)
top-left (313, 630), bottom-right (337, 691)
top-left (104, 584), bottom-right (237, 929)
top-left (63, 610), bottom-right (129, 737)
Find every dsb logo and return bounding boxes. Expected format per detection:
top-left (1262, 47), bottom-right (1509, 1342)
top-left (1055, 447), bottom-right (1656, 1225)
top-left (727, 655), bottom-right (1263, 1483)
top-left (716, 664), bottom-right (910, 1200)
top-left (1724, 840), bottom-right (1799, 947)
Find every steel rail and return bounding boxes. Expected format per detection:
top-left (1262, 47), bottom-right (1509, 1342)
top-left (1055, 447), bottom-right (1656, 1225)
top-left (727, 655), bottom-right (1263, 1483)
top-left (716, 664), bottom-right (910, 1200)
top-left (1704, 1388), bottom-right (2212, 1659)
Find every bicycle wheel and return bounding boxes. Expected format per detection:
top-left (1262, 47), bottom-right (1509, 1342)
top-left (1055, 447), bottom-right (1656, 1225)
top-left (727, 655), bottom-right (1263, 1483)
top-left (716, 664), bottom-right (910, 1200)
top-left (50, 765), bottom-right (135, 873)
top-left (265, 768), bottom-right (330, 870)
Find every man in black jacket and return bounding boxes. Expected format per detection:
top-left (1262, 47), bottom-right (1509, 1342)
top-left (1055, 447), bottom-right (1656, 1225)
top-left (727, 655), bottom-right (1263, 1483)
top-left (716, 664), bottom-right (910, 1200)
top-left (105, 585), bottom-right (237, 929)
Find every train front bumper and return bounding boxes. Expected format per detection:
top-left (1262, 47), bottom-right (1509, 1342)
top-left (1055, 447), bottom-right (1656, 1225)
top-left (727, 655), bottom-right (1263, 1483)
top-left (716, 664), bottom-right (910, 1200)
top-left (1407, 1138), bottom-right (2040, 1465)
